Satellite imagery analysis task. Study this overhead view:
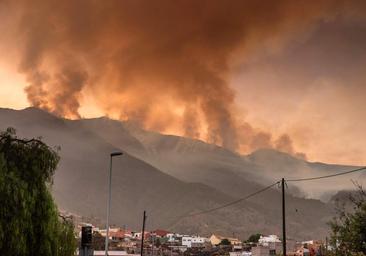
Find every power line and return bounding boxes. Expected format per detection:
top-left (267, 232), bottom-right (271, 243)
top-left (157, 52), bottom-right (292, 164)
top-left (179, 181), bottom-right (280, 218)
top-left (168, 166), bottom-right (366, 220)
top-left (286, 166), bottom-right (366, 182)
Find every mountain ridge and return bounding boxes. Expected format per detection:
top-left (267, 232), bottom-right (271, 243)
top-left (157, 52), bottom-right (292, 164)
top-left (0, 107), bottom-right (363, 240)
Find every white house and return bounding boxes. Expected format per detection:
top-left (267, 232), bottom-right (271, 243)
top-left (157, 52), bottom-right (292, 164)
top-left (253, 235), bottom-right (283, 256)
top-left (182, 236), bottom-right (193, 248)
top-left (181, 236), bottom-right (207, 248)
top-left (229, 252), bottom-right (252, 256)
top-left (258, 235), bottom-right (281, 247)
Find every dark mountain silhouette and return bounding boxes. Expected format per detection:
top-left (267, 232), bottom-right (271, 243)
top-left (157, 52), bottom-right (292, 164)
top-left (0, 107), bottom-right (362, 240)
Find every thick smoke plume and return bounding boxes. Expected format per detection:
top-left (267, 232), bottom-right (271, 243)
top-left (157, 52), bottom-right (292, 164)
top-left (3, 0), bottom-right (364, 155)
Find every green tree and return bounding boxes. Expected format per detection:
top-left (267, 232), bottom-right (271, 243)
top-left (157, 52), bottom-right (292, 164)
top-left (246, 233), bottom-right (262, 243)
top-left (219, 239), bottom-right (231, 246)
top-left (0, 128), bottom-right (77, 256)
top-left (329, 184), bottom-right (366, 256)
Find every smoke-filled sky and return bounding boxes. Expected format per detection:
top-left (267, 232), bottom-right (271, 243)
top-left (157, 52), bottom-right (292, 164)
top-left (0, 0), bottom-right (365, 165)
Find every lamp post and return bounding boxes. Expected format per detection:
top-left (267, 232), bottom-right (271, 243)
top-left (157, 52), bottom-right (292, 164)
top-left (105, 151), bottom-right (123, 256)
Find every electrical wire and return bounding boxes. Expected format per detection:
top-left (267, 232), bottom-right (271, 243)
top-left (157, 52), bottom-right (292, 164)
top-left (172, 166), bottom-right (366, 219)
top-left (179, 180), bottom-right (280, 218)
top-left (286, 166), bottom-right (366, 182)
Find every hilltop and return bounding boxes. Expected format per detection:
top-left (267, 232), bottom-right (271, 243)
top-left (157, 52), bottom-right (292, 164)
top-left (0, 107), bottom-right (363, 240)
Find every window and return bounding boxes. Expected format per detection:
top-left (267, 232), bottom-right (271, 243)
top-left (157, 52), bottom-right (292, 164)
top-left (269, 249), bottom-right (276, 255)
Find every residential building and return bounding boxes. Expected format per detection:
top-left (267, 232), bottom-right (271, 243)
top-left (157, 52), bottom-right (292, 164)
top-left (210, 234), bottom-right (242, 246)
top-left (182, 236), bottom-right (207, 248)
top-left (258, 235), bottom-right (281, 246)
top-left (252, 246), bottom-right (276, 256)
top-left (230, 252), bottom-right (252, 256)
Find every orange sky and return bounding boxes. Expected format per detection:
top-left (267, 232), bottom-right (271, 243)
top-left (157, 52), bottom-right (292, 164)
top-left (0, 62), bottom-right (104, 117)
top-left (0, 0), bottom-right (365, 165)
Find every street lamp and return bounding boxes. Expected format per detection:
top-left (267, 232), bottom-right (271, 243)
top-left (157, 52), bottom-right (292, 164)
top-left (105, 151), bottom-right (123, 256)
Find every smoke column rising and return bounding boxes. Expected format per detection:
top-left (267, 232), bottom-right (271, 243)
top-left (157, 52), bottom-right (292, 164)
top-left (2, 0), bottom-right (365, 154)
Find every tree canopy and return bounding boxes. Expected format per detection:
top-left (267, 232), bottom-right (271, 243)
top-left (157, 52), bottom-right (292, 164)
top-left (0, 128), bottom-right (76, 256)
top-left (329, 184), bottom-right (366, 256)
top-left (246, 233), bottom-right (262, 243)
top-left (219, 238), bottom-right (231, 246)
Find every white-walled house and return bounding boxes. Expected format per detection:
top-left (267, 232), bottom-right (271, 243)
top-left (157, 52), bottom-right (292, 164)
top-left (258, 235), bottom-right (281, 246)
top-left (182, 236), bottom-right (192, 247)
top-left (182, 236), bottom-right (207, 248)
top-left (229, 252), bottom-right (252, 256)
top-left (253, 235), bottom-right (283, 256)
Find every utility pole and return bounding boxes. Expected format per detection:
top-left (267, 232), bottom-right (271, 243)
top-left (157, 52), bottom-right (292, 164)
top-left (282, 178), bottom-right (287, 256)
top-left (140, 211), bottom-right (147, 256)
top-left (105, 152), bottom-right (123, 256)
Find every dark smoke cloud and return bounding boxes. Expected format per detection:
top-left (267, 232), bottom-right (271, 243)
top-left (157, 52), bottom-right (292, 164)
top-left (3, 0), bottom-right (365, 154)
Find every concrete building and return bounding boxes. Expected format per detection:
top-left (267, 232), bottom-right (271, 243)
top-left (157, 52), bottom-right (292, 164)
top-left (252, 246), bottom-right (276, 256)
top-left (255, 235), bottom-right (283, 255)
top-left (258, 235), bottom-right (281, 246)
top-left (182, 236), bottom-right (207, 248)
top-left (230, 252), bottom-right (252, 256)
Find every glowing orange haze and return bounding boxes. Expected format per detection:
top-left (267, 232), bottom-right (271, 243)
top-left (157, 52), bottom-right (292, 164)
top-left (0, 0), bottom-right (366, 165)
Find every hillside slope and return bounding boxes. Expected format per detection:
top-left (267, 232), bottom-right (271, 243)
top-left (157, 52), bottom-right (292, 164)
top-left (0, 108), bottom-right (231, 229)
top-left (80, 117), bottom-right (362, 200)
top-left (247, 149), bottom-right (363, 199)
top-left (0, 107), bottom-right (349, 240)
